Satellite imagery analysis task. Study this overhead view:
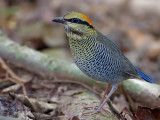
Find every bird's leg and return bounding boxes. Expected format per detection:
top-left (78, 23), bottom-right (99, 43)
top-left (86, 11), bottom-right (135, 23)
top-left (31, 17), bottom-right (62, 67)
top-left (83, 84), bottom-right (111, 111)
top-left (98, 83), bottom-right (112, 106)
top-left (94, 84), bottom-right (118, 113)
top-left (82, 84), bottom-right (117, 115)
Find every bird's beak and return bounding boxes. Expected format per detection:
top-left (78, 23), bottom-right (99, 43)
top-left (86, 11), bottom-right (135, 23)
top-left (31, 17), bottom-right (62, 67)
top-left (52, 17), bottom-right (65, 24)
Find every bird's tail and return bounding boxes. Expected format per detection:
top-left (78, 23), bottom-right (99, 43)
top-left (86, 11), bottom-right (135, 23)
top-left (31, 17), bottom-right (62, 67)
top-left (135, 68), bottom-right (153, 83)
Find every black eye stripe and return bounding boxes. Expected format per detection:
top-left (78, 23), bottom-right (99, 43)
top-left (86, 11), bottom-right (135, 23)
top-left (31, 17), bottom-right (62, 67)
top-left (72, 18), bottom-right (79, 23)
top-left (65, 18), bottom-right (93, 28)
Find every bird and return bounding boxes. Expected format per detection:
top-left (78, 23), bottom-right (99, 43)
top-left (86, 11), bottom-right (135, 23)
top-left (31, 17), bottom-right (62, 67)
top-left (52, 12), bottom-right (153, 115)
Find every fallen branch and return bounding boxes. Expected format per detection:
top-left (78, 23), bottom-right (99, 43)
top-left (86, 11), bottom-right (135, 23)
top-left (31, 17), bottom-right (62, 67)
top-left (123, 79), bottom-right (160, 108)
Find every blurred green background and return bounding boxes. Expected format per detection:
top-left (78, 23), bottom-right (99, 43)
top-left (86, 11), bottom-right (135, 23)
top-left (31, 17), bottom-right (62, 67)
top-left (0, 0), bottom-right (160, 83)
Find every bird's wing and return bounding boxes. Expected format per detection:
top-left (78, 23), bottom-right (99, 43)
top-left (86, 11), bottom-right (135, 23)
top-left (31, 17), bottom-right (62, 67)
top-left (96, 32), bottom-right (123, 56)
top-left (96, 32), bottom-right (139, 78)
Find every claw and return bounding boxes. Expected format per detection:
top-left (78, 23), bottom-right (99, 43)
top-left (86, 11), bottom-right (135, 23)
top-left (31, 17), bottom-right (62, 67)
top-left (83, 105), bottom-right (109, 112)
top-left (82, 105), bottom-right (109, 116)
top-left (82, 109), bottom-right (107, 117)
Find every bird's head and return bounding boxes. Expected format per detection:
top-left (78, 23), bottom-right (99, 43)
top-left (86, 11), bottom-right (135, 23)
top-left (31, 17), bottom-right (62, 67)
top-left (52, 12), bottom-right (95, 36)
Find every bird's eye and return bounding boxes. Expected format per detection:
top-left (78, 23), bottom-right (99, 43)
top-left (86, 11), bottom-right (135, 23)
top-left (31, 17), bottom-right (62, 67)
top-left (72, 18), bottom-right (79, 23)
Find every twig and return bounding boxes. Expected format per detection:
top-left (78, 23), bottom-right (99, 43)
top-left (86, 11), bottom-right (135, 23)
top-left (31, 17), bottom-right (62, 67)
top-left (0, 57), bottom-right (28, 95)
top-left (53, 79), bottom-right (100, 96)
top-left (107, 100), bottom-right (122, 120)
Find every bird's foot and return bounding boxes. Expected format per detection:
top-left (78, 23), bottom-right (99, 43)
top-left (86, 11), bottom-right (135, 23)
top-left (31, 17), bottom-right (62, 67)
top-left (82, 106), bottom-right (108, 116)
top-left (83, 106), bottom-right (108, 112)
